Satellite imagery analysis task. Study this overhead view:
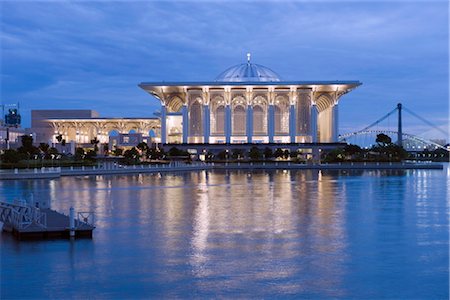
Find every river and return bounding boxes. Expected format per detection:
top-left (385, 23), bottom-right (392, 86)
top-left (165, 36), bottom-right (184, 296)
top-left (1, 165), bottom-right (449, 298)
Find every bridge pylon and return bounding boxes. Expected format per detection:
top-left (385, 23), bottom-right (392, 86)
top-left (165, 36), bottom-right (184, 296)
top-left (397, 103), bottom-right (402, 147)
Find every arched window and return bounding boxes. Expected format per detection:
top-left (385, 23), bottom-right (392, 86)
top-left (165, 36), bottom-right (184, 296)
top-left (297, 93), bottom-right (311, 135)
top-left (215, 106), bottom-right (225, 134)
top-left (233, 105), bottom-right (246, 135)
top-left (274, 98), bottom-right (289, 134)
top-left (253, 105), bottom-right (266, 135)
top-left (108, 130), bottom-right (120, 137)
top-left (189, 101), bottom-right (203, 136)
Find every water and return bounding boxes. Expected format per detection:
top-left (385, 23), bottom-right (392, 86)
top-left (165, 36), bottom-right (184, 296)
top-left (1, 165), bottom-right (449, 299)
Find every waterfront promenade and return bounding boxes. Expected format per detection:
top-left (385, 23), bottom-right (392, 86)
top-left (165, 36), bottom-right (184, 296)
top-left (0, 161), bottom-right (443, 180)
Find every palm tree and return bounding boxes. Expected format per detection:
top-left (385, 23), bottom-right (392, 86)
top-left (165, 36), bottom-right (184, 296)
top-left (90, 137), bottom-right (100, 153)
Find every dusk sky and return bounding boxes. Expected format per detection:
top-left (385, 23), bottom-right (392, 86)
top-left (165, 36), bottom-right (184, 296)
top-left (1, 0), bottom-right (448, 140)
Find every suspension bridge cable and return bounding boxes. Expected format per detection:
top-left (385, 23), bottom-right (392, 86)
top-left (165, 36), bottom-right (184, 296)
top-left (358, 107), bottom-right (398, 133)
top-left (402, 106), bottom-right (447, 136)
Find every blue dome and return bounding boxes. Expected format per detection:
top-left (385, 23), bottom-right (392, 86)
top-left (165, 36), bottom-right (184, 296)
top-left (215, 61), bottom-right (281, 82)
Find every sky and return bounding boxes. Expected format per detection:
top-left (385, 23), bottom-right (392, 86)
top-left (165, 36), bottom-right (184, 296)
top-left (1, 0), bottom-right (449, 140)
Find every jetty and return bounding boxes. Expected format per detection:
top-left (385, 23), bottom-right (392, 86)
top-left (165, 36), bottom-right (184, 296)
top-left (0, 201), bottom-right (95, 240)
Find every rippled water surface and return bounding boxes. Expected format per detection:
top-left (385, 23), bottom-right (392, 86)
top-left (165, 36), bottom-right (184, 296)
top-left (1, 165), bottom-right (449, 299)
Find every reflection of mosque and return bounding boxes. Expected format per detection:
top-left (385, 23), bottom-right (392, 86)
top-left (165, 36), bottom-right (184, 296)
top-left (1, 168), bottom-right (424, 295)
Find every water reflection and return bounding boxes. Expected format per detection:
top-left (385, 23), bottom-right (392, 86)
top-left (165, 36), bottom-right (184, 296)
top-left (1, 167), bottom-right (448, 299)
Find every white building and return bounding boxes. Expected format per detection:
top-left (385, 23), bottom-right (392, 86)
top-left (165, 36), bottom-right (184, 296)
top-left (139, 56), bottom-right (361, 145)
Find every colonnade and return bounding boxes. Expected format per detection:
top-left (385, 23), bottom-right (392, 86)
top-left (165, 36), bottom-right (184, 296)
top-left (159, 86), bottom-right (341, 144)
top-left (48, 119), bottom-right (160, 144)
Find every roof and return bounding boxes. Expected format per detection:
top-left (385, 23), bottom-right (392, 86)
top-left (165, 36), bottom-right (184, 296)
top-left (215, 62), bottom-right (281, 82)
top-left (139, 80), bottom-right (362, 88)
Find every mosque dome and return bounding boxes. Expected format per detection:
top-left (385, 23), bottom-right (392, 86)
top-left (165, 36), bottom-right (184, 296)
top-left (215, 54), bottom-right (281, 82)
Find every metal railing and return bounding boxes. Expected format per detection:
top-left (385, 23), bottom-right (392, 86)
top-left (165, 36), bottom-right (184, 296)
top-left (78, 212), bottom-right (95, 227)
top-left (0, 201), bottom-right (47, 230)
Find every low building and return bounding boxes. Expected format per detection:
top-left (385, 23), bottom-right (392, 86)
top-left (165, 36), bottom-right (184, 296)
top-left (0, 126), bottom-right (26, 149)
top-left (32, 110), bottom-right (99, 144)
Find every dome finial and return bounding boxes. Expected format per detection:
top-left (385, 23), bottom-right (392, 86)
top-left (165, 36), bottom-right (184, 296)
top-left (247, 52), bottom-right (251, 64)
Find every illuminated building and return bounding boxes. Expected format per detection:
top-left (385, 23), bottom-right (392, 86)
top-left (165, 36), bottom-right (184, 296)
top-left (139, 54), bottom-right (361, 145)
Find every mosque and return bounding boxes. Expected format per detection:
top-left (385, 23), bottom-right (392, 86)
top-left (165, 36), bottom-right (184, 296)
top-left (139, 54), bottom-right (361, 145)
top-left (33, 55), bottom-right (361, 153)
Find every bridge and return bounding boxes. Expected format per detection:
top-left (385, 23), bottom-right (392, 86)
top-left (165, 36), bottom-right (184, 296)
top-left (339, 103), bottom-right (449, 152)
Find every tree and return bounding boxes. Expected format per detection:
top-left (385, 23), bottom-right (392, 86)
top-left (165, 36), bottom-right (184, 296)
top-left (232, 149), bottom-right (243, 159)
top-left (75, 148), bottom-right (85, 160)
top-left (39, 143), bottom-right (50, 154)
top-left (344, 144), bottom-right (362, 156)
top-left (216, 150), bottom-right (228, 160)
top-left (148, 147), bottom-right (164, 160)
top-left (376, 133), bottom-right (392, 147)
top-left (85, 150), bottom-right (97, 160)
top-left (274, 148), bottom-right (284, 159)
top-left (248, 146), bottom-right (262, 160)
top-left (90, 137), bottom-right (100, 153)
top-left (56, 134), bottom-right (63, 143)
top-left (263, 147), bottom-right (273, 159)
top-left (343, 144), bottom-right (363, 160)
top-left (1, 149), bottom-right (26, 163)
top-left (113, 148), bottom-right (123, 156)
top-left (124, 147), bottom-right (140, 160)
top-left (137, 142), bottom-right (149, 152)
top-left (48, 147), bottom-right (58, 156)
top-left (21, 135), bottom-right (33, 149)
top-left (102, 143), bottom-right (109, 155)
top-left (137, 142), bottom-right (149, 158)
top-left (17, 135), bottom-right (38, 157)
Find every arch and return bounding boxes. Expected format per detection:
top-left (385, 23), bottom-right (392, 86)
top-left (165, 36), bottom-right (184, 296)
top-left (148, 129), bottom-right (156, 138)
top-left (166, 95), bottom-right (184, 113)
top-left (189, 100), bottom-right (203, 136)
top-left (104, 122), bottom-right (124, 134)
top-left (214, 105), bottom-right (225, 135)
top-left (231, 95), bottom-right (246, 107)
top-left (297, 93), bottom-right (311, 135)
top-left (253, 105), bottom-right (266, 135)
top-left (315, 93), bottom-right (334, 112)
top-left (252, 94), bottom-right (268, 106)
top-left (129, 129), bottom-right (136, 134)
top-left (315, 93), bottom-right (335, 142)
top-left (109, 130), bottom-right (119, 136)
top-left (210, 95), bottom-right (226, 135)
top-left (232, 105), bottom-right (246, 135)
top-left (274, 96), bottom-right (289, 134)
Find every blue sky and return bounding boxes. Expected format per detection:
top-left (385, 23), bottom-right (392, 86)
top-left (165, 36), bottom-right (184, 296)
top-left (1, 0), bottom-right (448, 140)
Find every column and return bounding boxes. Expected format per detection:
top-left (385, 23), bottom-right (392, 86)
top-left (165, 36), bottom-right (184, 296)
top-left (268, 104), bottom-right (275, 143)
top-left (225, 105), bottom-right (231, 143)
top-left (311, 104), bottom-right (318, 143)
top-left (332, 103), bottom-right (339, 142)
top-left (182, 104), bottom-right (188, 143)
top-left (203, 104), bottom-right (210, 144)
top-left (247, 105), bottom-right (253, 143)
top-left (161, 106), bottom-right (167, 144)
top-left (289, 105), bottom-right (296, 143)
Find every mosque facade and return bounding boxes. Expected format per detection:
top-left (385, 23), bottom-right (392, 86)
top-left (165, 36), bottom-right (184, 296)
top-left (139, 55), bottom-right (361, 145)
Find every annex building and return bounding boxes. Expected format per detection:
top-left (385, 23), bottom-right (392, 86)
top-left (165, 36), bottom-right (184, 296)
top-left (139, 55), bottom-right (361, 145)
